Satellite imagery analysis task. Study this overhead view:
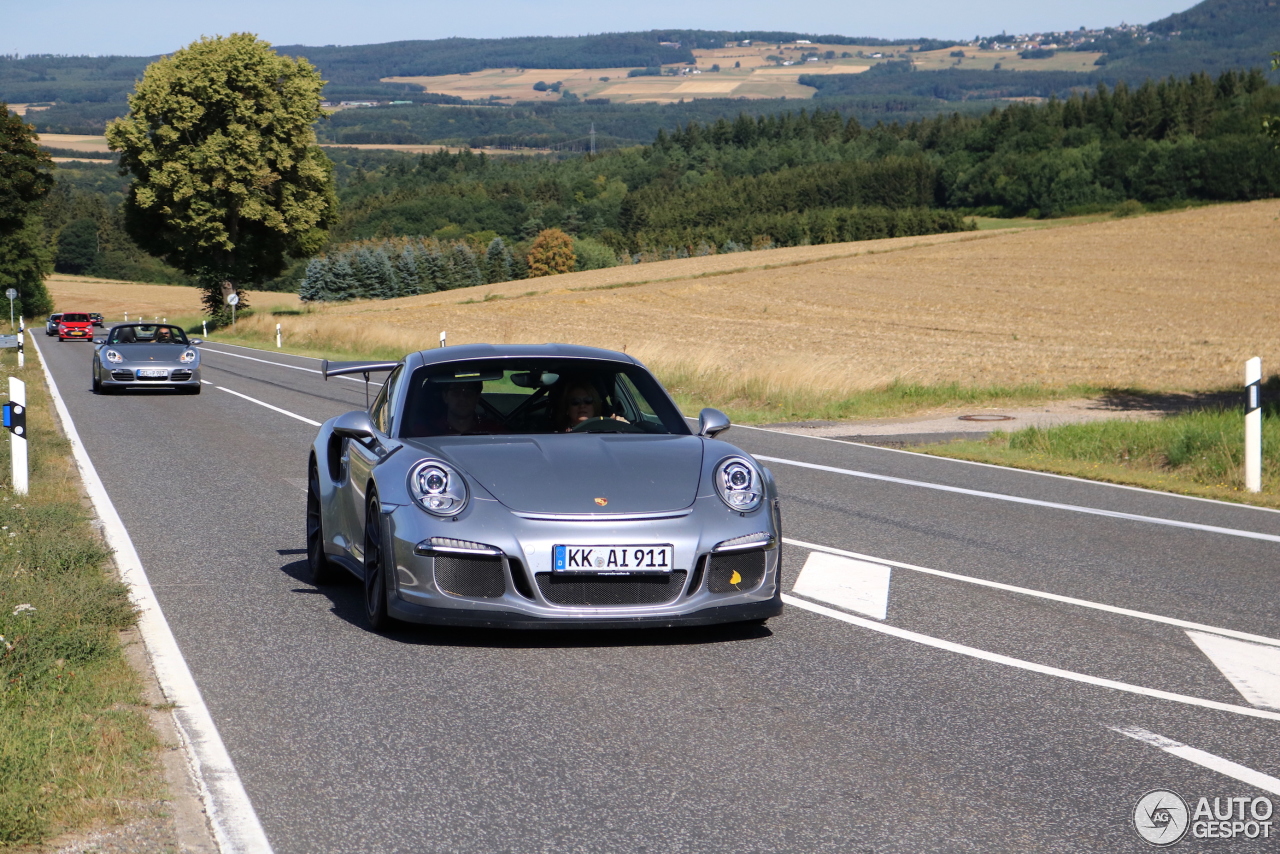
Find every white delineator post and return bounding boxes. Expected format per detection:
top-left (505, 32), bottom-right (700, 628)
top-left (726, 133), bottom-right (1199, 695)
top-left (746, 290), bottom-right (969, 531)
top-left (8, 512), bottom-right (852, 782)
top-left (202, 320), bottom-right (208, 337)
top-left (276, 323), bottom-right (282, 348)
top-left (1245, 357), bottom-right (1262, 493)
top-left (8, 376), bottom-right (27, 495)
top-left (16, 329), bottom-right (23, 369)
top-left (440, 330), bottom-right (446, 348)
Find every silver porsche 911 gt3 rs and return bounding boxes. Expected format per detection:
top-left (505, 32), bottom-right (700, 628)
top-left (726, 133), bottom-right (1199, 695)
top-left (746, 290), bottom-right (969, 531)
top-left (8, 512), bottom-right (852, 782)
top-left (91, 323), bottom-right (203, 394)
top-left (307, 343), bottom-right (783, 630)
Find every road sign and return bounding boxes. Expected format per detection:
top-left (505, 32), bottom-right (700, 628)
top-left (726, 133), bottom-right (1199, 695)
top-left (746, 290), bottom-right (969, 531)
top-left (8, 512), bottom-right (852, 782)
top-left (4, 289), bottom-right (15, 300)
top-left (227, 293), bottom-right (240, 306)
top-left (0, 335), bottom-right (17, 349)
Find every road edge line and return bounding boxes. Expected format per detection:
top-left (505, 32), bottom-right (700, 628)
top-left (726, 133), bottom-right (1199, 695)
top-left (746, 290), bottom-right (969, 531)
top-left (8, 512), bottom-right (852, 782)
top-left (30, 335), bottom-right (274, 854)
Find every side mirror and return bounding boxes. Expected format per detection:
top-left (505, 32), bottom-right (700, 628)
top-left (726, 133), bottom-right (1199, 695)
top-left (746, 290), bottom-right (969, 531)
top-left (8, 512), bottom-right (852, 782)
top-left (190, 338), bottom-right (203, 345)
top-left (93, 339), bottom-right (104, 344)
top-left (333, 410), bottom-right (376, 443)
top-left (698, 407), bottom-right (731, 439)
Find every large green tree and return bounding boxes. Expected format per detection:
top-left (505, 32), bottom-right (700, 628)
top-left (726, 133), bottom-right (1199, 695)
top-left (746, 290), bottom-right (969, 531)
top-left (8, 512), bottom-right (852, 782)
top-left (0, 104), bottom-right (55, 319)
top-left (106, 34), bottom-right (337, 317)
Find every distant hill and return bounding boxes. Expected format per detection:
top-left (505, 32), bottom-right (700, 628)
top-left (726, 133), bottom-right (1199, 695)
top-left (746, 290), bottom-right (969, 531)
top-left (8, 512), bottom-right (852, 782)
top-left (1102, 0), bottom-right (1280, 77)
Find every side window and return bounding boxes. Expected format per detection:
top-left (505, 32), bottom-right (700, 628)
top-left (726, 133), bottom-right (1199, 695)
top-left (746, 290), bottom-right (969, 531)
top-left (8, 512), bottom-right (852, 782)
top-left (615, 373), bottom-right (661, 425)
top-left (370, 366), bottom-right (403, 435)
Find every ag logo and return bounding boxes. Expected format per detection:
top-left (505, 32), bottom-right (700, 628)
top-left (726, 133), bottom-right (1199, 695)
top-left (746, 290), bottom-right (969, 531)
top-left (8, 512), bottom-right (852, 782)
top-left (1134, 790), bottom-right (1190, 846)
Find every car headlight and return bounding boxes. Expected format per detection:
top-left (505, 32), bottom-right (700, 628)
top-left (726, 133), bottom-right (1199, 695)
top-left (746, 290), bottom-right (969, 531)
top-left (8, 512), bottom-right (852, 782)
top-left (714, 456), bottom-right (763, 512)
top-left (104, 349), bottom-right (123, 363)
top-left (408, 460), bottom-right (469, 517)
top-left (179, 349), bottom-right (197, 363)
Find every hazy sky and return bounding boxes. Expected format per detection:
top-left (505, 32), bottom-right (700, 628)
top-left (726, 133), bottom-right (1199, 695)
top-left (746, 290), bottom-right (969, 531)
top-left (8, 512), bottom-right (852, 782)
top-left (13, 1), bottom-right (1194, 57)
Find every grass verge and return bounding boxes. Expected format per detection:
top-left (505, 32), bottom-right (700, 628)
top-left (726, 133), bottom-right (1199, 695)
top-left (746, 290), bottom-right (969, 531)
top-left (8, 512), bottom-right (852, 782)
top-left (0, 346), bottom-right (162, 847)
top-left (917, 402), bottom-right (1280, 508)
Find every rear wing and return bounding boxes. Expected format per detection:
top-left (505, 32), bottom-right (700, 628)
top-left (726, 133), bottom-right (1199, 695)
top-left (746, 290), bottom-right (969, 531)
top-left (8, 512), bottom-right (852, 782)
top-left (321, 360), bottom-right (400, 380)
top-left (321, 360), bottom-right (400, 407)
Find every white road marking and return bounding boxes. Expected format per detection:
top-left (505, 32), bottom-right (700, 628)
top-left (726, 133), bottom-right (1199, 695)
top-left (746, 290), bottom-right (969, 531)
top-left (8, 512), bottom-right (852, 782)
top-left (793, 552), bottom-right (891, 619)
top-left (1186, 631), bottom-right (1280, 711)
top-left (760, 455), bottom-right (1280, 543)
top-left (781, 593), bottom-right (1280, 722)
top-left (732, 422), bottom-right (1280, 516)
top-left (215, 386), bottom-right (322, 427)
top-left (1111, 726), bottom-right (1280, 795)
top-left (200, 346), bottom-right (382, 386)
top-left (31, 336), bottom-right (274, 854)
top-left (785, 538), bottom-right (1280, 649)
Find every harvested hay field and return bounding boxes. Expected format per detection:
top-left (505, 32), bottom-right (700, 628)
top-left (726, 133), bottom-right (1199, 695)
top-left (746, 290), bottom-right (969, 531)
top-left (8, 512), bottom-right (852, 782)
top-left (45, 274), bottom-right (302, 320)
top-left (262, 201), bottom-right (1280, 394)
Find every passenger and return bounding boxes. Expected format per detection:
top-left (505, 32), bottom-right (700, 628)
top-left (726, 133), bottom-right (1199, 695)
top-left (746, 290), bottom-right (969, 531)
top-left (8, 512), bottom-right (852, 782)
top-left (431, 381), bottom-right (503, 435)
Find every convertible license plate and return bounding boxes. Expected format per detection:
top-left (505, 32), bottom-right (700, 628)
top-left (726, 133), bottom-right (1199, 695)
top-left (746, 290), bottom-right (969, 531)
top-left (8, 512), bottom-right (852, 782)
top-left (553, 544), bottom-right (673, 574)
top-left (137, 369), bottom-right (167, 377)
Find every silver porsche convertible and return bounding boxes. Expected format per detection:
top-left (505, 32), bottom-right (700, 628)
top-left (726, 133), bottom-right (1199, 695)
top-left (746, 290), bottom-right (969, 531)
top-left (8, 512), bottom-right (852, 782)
top-left (91, 323), bottom-right (203, 394)
top-left (307, 344), bottom-right (783, 630)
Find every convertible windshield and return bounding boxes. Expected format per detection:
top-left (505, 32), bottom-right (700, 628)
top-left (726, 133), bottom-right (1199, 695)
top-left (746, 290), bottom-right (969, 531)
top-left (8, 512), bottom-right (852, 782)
top-left (107, 324), bottom-right (189, 345)
top-left (399, 359), bottom-right (689, 438)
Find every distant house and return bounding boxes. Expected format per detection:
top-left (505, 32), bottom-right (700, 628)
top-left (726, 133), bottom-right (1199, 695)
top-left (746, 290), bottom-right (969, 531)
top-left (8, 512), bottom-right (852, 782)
top-left (659, 41), bottom-right (681, 48)
top-left (795, 39), bottom-right (812, 44)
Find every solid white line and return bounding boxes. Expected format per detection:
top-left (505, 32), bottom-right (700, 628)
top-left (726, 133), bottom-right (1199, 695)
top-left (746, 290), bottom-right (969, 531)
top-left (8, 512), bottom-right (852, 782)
top-left (780, 593), bottom-right (1280, 722)
top-left (759, 455), bottom-right (1280, 543)
top-left (784, 538), bottom-right (1280, 649)
top-left (30, 336), bottom-right (274, 854)
top-left (1112, 726), bottom-right (1280, 795)
top-left (200, 345), bottom-right (382, 386)
top-left (733, 421), bottom-right (1280, 516)
top-left (215, 386), bottom-right (322, 426)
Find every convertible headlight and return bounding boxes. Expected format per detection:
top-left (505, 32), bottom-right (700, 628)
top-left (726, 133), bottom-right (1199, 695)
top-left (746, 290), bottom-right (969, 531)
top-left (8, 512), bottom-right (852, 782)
top-left (408, 460), bottom-right (469, 517)
top-left (179, 349), bottom-right (197, 363)
top-left (104, 349), bottom-right (123, 363)
top-left (714, 457), bottom-right (763, 512)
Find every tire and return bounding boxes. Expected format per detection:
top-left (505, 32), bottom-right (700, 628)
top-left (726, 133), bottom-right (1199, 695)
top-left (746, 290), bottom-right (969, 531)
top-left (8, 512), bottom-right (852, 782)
top-left (92, 372), bottom-right (101, 394)
top-left (304, 460), bottom-right (337, 586)
top-left (363, 489), bottom-right (393, 632)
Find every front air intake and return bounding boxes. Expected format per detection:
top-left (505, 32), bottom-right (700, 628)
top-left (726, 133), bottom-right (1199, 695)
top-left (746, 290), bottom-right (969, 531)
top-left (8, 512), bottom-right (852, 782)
top-left (705, 549), bottom-right (767, 593)
top-left (434, 554), bottom-right (505, 598)
top-left (535, 572), bottom-right (688, 607)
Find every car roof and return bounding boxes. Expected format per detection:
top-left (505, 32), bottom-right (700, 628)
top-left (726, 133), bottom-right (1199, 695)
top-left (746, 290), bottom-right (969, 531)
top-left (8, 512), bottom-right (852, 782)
top-left (407, 343), bottom-right (639, 370)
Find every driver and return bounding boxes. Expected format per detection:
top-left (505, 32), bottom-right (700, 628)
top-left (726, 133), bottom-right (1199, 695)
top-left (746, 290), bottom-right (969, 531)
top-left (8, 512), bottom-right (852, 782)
top-left (558, 381), bottom-right (603, 432)
top-left (432, 381), bottom-right (502, 435)
top-left (154, 327), bottom-right (174, 343)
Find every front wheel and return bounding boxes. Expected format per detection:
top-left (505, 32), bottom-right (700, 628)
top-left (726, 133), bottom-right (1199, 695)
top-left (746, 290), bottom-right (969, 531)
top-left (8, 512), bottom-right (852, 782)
top-left (304, 460), bottom-right (337, 586)
top-left (363, 490), bottom-right (393, 632)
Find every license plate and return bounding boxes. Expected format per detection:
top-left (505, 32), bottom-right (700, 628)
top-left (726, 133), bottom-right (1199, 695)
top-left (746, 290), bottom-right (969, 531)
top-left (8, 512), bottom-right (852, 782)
top-left (553, 544), bottom-right (673, 574)
top-left (137, 369), bottom-right (167, 377)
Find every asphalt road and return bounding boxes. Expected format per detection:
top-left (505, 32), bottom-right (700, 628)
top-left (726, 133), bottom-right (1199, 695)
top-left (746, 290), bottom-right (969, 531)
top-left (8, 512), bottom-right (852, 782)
top-left (37, 332), bottom-right (1280, 853)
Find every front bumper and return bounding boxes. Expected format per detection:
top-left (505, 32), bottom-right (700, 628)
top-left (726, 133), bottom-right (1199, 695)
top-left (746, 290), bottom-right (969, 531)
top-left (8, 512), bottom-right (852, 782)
top-left (363, 495), bottom-right (783, 628)
top-left (100, 366), bottom-right (201, 388)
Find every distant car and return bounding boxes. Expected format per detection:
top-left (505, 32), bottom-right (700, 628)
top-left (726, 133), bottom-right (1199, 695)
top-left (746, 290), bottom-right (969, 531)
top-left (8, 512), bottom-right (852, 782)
top-left (45, 313), bottom-right (63, 336)
top-left (307, 343), bottom-right (783, 631)
top-left (89, 313), bottom-right (104, 327)
top-left (91, 323), bottom-right (203, 394)
top-left (57, 312), bottom-right (94, 341)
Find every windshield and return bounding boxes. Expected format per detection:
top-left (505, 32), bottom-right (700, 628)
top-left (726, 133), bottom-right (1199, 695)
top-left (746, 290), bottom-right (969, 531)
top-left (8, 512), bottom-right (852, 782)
top-left (399, 359), bottom-right (689, 438)
top-left (107, 324), bottom-right (189, 345)
top-left (62, 314), bottom-right (90, 323)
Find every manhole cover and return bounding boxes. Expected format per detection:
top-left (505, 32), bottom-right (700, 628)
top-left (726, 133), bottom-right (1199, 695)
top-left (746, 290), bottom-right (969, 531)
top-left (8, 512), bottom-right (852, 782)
top-left (957, 414), bottom-right (1015, 422)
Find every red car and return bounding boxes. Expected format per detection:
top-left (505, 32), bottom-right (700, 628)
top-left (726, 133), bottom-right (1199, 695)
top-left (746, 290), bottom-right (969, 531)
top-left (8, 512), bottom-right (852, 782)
top-left (58, 312), bottom-right (95, 341)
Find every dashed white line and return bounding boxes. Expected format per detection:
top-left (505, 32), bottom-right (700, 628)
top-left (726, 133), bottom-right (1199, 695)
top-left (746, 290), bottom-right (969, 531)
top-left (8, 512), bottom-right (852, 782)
top-left (781, 593), bottom-right (1280, 722)
top-left (1112, 726), bottom-right (1280, 795)
top-left (759, 455), bottom-right (1280, 543)
top-left (215, 385), bottom-right (322, 427)
top-left (784, 538), bottom-right (1280, 648)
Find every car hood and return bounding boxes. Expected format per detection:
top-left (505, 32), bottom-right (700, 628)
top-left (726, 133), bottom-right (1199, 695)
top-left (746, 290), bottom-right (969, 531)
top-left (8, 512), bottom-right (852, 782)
top-left (102, 344), bottom-right (194, 361)
top-left (418, 434), bottom-right (704, 515)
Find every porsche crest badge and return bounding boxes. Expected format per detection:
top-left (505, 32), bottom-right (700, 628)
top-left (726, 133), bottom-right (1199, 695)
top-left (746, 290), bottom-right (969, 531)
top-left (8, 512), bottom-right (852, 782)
top-left (594, 497), bottom-right (608, 506)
